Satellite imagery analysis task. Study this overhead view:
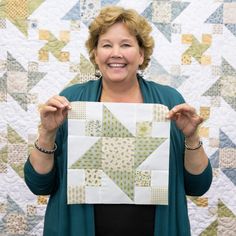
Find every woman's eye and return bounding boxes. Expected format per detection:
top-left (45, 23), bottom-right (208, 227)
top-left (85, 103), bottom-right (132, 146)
top-left (122, 44), bottom-right (131, 47)
top-left (102, 44), bottom-right (111, 48)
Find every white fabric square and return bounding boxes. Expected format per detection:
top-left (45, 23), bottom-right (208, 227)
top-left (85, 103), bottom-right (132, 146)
top-left (68, 169), bottom-right (85, 187)
top-left (152, 122), bottom-right (170, 137)
top-left (68, 119), bottom-right (86, 136)
top-left (151, 170), bottom-right (169, 187)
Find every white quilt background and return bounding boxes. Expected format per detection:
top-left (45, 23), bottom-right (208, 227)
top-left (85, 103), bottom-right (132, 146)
top-left (0, 0), bottom-right (235, 235)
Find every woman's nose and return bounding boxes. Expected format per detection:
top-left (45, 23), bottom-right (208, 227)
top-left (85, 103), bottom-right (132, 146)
top-left (110, 46), bottom-right (122, 58)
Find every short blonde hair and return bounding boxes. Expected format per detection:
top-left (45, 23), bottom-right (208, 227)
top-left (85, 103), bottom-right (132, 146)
top-left (85, 6), bottom-right (154, 70)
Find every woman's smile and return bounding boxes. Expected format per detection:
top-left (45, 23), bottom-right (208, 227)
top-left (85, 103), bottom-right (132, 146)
top-left (108, 63), bottom-right (127, 68)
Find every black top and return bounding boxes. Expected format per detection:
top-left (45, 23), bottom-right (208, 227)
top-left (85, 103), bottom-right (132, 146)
top-left (94, 204), bottom-right (155, 236)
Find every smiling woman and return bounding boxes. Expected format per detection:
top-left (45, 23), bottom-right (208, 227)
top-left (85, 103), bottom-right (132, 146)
top-left (85, 7), bottom-right (154, 103)
top-left (24, 5), bottom-right (212, 236)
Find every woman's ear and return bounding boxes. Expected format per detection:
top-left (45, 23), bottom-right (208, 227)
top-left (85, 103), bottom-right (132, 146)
top-left (139, 48), bottom-right (144, 66)
top-left (93, 49), bottom-right (97, 61)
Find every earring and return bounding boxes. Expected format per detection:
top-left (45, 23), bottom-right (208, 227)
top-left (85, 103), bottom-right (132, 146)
top-left (95, 68), bottom-right (102, 79)
top-left (137, 69), bottom-right (144, 78)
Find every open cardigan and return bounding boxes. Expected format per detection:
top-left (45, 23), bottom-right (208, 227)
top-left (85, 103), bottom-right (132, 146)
top-left (24, 77), bottom-right (212, 236)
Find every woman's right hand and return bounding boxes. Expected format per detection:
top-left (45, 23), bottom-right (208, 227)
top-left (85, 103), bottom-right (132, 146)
top-left (29, 95), bottom-right (71, 174)
top-left (38, 95), bottom-right (71, 134)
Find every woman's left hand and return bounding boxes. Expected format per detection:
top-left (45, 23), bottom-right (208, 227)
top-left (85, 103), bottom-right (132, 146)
top-left (167, 103), bottom-right (204, 138)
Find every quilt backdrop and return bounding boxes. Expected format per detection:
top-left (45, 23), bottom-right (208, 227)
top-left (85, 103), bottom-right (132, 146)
top-left (0, 0), bottom-right (235, 235)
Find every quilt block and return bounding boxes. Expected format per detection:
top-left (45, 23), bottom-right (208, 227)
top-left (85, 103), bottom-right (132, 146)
top-left (67, 102), bottom-right (170, 205)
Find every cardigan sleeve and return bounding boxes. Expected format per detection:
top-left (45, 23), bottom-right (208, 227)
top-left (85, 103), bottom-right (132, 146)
top-left (24, 158), bottom-right (57, 195)
top-left (23, 126), bottom-right (63, 196)
top-left (184, 160), bottom-right (213, 196)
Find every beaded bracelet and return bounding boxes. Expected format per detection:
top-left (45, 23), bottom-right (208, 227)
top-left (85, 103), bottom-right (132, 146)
top-left (34, 139), bottom-right (57, 154)
top-left (185, 140), bottom-right (203, 150)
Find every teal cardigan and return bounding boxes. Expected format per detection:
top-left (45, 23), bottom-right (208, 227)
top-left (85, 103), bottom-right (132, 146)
top-left (24, 77), bottom-right (212, 236)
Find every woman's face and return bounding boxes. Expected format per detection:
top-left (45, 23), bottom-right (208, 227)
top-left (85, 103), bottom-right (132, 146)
top-left (94, 22), bottom-right (144, 85)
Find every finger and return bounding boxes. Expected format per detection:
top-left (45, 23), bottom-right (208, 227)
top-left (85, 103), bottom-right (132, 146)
top-left (46, 96), bottom-right (71, 109)
top-left (39, 105), bottom-right (58, 118)
top-left (181, 111), bottom-right (204, 124)
top-left (52, 95), bottom-right (71, 107)
top-left (167, 104), bottom-right (196, 119)
top-left (173, 104), bottom-right (196, 115)
top-left (167, 112), bottom-right (181, 121)
top-left (195, 115), bottom-right (204, 125)
top-left (38, 104), bottom-right (57, 113)
top-left (62, 106), bottom-right (70, 117)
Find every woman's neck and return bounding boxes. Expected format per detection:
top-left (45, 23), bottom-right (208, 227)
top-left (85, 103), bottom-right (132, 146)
top-left (100, 77), bottom-right (143, 103)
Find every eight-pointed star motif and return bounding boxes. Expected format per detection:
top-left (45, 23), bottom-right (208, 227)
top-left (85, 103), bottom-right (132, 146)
top-left (69, 104), bottom-right (168, 200)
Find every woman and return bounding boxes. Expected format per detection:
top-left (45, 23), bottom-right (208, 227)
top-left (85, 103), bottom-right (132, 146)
top-left (24, 6), bottom-right (212, 236)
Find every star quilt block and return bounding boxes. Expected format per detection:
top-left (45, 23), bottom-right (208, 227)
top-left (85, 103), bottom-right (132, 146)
top-left (67, 102), bottom-right (170, 205)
